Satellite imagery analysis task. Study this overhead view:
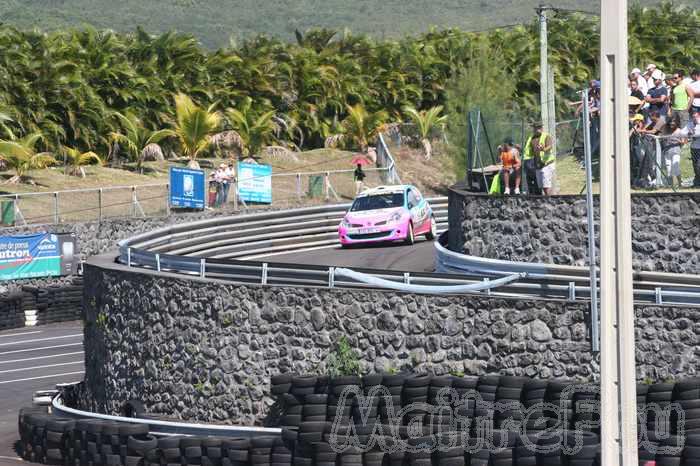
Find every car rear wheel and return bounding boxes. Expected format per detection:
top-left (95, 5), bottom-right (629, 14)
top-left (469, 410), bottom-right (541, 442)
top-left (425, 216), bottom-right (437, 240)
top-left (404, 222), bottom-right (415, 245)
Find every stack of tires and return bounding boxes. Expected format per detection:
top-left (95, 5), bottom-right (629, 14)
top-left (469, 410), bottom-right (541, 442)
top-left (428, 376), bottom-right (453, 431)
top-left (402, 375), bottom-right (431, 428)
top-left (474, 376), bottom-right (500, 430)
top-left (672, 378), bottom-right (700, 433)
top-left (0, 290), bottom-right (25, 330)
top-left (495, 377), bottom-right (528, 431)
top-left (646, 381), bottom-right (674, 433)
top-left (379, 374), bottom-right (405, 423)
top-left (544, 380), bottom-right (575, 430)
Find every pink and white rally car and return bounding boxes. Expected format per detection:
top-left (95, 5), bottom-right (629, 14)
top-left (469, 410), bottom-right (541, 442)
top-left (338, 185), bottom-right (436, 246)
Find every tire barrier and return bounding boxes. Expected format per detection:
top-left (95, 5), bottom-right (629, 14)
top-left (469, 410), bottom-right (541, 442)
top-left (21, 277), bottom-right (84, 325)
top-left (0, 289), bottom-right (25, 330)
top-left (18, 372), bottom-right (700, 465)
top-left (0, 276), bottom-right (83, 331)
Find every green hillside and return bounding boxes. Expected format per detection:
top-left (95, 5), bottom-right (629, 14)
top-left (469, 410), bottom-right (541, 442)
top-left (1, 0), bottom-right (698, 47)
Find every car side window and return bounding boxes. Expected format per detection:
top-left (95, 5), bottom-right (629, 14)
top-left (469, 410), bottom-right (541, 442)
top-left (407, 189), bottom-right (417, 208)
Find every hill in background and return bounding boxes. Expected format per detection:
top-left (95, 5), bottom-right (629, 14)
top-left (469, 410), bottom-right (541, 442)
top-left (1, 0), bottom-right (698, 48)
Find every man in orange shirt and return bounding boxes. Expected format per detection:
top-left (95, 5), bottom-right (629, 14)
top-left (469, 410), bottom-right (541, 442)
top-left (499, 139), bottom-right (521, 195)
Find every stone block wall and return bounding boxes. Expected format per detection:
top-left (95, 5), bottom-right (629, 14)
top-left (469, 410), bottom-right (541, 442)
top-left (448, 186), bottom-right (700, 274)
top-left (82, 260), bottom-right (700, 425)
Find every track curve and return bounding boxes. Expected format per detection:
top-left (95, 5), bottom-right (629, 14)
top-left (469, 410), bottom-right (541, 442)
top-left (251, 239), bottom-right (436, 273)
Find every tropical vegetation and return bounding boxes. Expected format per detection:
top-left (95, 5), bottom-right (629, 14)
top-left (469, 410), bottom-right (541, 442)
top-left (0, 2), bottom-right (697, 182)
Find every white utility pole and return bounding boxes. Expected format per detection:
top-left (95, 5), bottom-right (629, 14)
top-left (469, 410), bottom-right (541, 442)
top-left (599, 0), bottom-right (638, 465)
top-left (538, 5), bottom-right (550, 129)
top-left (538, 5), bottom-right (557, 153)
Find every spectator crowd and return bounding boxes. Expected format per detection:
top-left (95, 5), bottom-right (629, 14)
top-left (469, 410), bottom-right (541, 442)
top-left (626, 65), bottom-right (700, 188)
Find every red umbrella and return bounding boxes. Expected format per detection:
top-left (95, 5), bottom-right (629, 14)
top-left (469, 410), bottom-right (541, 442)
top-left (351, 154), bottom-right (371, 166)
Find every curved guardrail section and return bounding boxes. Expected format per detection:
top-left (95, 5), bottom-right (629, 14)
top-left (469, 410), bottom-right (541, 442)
top-left (52, 392), bottom-right (281, 438)
top-left (435, 231), bottom-right (700, 306)
top-left (114, 196), bottom-right (700, 305)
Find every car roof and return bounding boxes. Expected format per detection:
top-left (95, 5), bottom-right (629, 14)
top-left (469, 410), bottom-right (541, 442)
top-left (356, 185), bottom-right (414, 197)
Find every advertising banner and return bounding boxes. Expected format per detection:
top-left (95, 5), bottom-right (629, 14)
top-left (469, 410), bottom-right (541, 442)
top-left (0, 233), bottom-right (79, 281)
top-left (170, 167), bottom-right (206, 209)
top-left (237, 162), bottom-right (272, 204)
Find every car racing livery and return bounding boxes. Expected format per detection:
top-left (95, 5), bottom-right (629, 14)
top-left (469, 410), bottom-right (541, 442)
top-left (338, 185), bottom-right (436, 246)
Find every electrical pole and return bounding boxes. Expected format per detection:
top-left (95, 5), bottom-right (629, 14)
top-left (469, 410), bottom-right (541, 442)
top-left (537, 5), bottom-right (550, 131)
top-left (599, 0), bottom-right (638, 465)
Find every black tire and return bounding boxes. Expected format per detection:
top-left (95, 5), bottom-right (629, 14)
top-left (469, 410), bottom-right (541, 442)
top-left (128, 434), bottom-right (158, 455)
top-left (303, 405), bottom-right (327, 416)
top-left (404, 222), bottom-right (415, 245)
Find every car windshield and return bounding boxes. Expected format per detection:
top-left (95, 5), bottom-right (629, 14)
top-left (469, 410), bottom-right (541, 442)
top-left (351, 193), bottom-right (404, 212)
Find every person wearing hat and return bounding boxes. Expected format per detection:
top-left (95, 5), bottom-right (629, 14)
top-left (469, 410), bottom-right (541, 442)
top-left (498, 139), bottom-right (521, 195)
top-left (645, 69), bottom-right (669, 117)
top-left (630, 68), bottom-right (648, 96)
top-left (523, 123), bottom-right (555, 195)
top-left (644, 64), bottom-right (658, 92)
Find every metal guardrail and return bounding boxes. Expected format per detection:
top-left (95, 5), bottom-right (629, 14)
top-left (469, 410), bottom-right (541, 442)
top-left (434, 232), bottom-right (700, 306)
top-left (52, 391), bottom-right (280, 438)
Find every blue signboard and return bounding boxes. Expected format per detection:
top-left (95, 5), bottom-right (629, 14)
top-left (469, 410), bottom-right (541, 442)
top-left (0, 233), bottom-right (68, 280)
top-left (237, 163), bottom-right (272, 204)
top-left (170, 167), bottom-right (206, 209)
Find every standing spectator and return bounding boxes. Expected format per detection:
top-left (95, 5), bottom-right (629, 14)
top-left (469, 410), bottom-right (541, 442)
top-left (629, 78), bottom-right (645, 115)
top-left (214, 164), bottom-right (227, 207)
top-left (661, 118), bottom-right (685, 188)
top-left (525, 123), bottom-right (555, 196)
top-left (690, 69), bottom-right (700, 115)
top-left (353, 163), bottom-right (366, 195)
top-left (644, 64), bottom-right (658, 92)
top-left (645, 70), bottom-right (669, 117)
top-left (670, 71), bottom-right (692, 128)
top-left (630, 68), bottom-right (648, 96)
top-left (498, 139), bottom-right (521, 195)
top-left (680, 111), bottom-right (700, 187)
top-left (221, 162), bottom-right (235, 205)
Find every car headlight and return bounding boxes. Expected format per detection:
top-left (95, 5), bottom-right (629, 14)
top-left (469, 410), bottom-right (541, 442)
top-left (389, 212), bottom-right (403, 224)
top-left (340, 218), bottom-right (351, 228)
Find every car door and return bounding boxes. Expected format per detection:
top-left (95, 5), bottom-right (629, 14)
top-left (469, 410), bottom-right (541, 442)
top-left (406, 189), bottom-right (424, 228)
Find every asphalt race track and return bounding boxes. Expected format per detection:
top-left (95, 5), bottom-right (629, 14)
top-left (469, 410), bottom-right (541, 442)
top-left (251, 238), bottom-right (436, 273)
top-left (0, 322), bottom-right (84, 463)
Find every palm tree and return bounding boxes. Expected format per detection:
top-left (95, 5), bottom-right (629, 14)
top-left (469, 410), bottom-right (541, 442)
top-left (0, 132), bottom-right (57, 184)
top-left (62, 147), bottom-right (102, 177)
top-left (221, 97), bottom-right (279, 158)
top-left (172, 93), bottom-right (222, 169)
top-left (403, 105), bottom-right (447, 159)
top-left (109, 112), bottom-right (174, 173)
top-left (325, 104), bottom-right (390, 153)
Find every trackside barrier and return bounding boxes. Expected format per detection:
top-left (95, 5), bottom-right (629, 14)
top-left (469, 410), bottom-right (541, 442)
top-left (434, 231), bottom-right (700, 306)
top-left (115, 199), bottom-right (700, 304)
top-left (51, 392), bottom-right (281, 438)
top-left (334, 268), bottom-right (526, 295)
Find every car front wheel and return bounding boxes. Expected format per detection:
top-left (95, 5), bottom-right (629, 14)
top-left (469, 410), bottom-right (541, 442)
top-left (404, 222), bottom-right (415, 245)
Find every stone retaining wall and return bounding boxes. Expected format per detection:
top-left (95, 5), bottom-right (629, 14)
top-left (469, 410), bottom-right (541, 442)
top-left (448, 186), bottom-right (700, 274)
top-left (0, 207), bottom-right (251, 329)
top-left (82, 259), bottom-right (700, 425)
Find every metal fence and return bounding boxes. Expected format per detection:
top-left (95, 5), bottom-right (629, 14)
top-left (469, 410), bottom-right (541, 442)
top-left (0, 167), bottom-right (396, 228)
top-left (0, 184), bottom-right (170, 227)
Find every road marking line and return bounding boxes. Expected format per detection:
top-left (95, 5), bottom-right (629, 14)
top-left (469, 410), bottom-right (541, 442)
top-left (0, 342), bottom-right (83, 356)
top-left (0, 331), bottom-right (41, 338)
top-left (0, 371), bottom-right (85, 385)
top-left (0, 351), bottom-right (84, 365)
top-left (0, 361), bottom-right (83, 375)
top-left (0, 334), bottom-right (83, 347)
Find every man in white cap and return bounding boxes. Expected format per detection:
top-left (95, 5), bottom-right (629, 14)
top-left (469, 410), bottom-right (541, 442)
top-left (644, 64), bottom-right (658, 92)
top-left (631, 67), bottom-right (648, 96)
top-left (645, 69), bottom-right (669, 117)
